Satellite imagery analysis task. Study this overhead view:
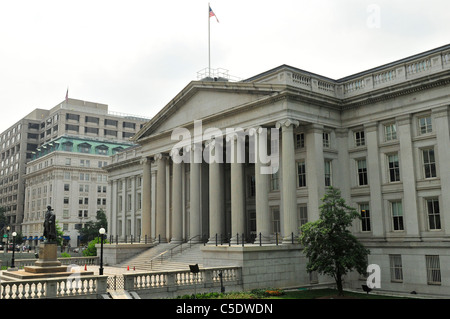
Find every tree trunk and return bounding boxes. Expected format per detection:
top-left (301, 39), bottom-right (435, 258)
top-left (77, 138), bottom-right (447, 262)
top-left (336, 271), bottom-right (344, 296)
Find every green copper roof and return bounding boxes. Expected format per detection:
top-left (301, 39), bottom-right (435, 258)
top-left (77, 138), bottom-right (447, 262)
top-left (31, 135), bottom-right (135, 160)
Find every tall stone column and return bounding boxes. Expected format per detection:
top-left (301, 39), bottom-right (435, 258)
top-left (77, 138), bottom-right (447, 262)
top-left (155, 153), bottom-right (167, 242)
top-left (397, 114), bottom-right (420, 237)
top-left (121, 178), bottom-right (127, 238)
top-left (208, 141), bottom-right (225, 243)
top-left (276, 119), bottom-right (299, 243)
top-left (229, 133), bottom-right (245, 244)
top-left (140, 157), bottom-right (152, 241)
top-left (110, 180), bottom-right (118, 237)
top-left (432, 106), bottom-right (450, 231)
top-left (170, 149), bottom-right (183, 243)
top-left (305, 123), bottom-right (325, 223)
top-left (253, 127), bottom-right (271, 243)
top-left (189, 144), bottom-right (202, 242)
top-left (364, 122), bottom-right (384, 237)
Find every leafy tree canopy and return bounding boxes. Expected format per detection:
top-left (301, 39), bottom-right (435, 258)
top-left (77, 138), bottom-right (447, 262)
top-left (299, 186), bottom-right (370, 295)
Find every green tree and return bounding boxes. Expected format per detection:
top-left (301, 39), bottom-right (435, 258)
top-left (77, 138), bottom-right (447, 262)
top-left (299, 186), bottom-right (370, 296)
top-left (79, 210), bottom-right (108, 245)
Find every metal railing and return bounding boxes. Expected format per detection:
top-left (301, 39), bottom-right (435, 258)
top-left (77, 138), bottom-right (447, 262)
top-left (208, 232), bottom-right (299, 246)
top-left (147, 235), bottom-right (203, 270)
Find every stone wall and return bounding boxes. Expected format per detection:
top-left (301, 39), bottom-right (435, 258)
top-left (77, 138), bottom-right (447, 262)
top-left (99, 243), bottom-right (154, 265)
top-left (201, 245), bottom-right (316, 290)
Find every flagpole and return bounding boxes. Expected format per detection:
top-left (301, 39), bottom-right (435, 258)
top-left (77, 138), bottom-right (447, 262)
top-left (208, 2), bottom-right (211, 78)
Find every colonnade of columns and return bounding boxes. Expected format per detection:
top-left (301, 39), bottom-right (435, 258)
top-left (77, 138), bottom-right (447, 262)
top-left (139, 119), bottom-right (309, 245)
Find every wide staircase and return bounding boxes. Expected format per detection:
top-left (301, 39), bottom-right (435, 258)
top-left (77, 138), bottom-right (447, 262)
top-left (115, 242), bottom-right (204, 272)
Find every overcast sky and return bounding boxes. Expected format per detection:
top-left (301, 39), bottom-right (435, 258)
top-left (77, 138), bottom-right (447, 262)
top-left (0, 0), bottom-right (449, 132)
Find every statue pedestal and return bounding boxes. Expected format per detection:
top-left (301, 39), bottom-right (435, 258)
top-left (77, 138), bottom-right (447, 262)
top-left (1, 242), bottom-right (94, 280)
top-left (24, 243), bottom-right (67, 273)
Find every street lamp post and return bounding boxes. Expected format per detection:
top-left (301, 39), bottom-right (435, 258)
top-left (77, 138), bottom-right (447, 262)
top-left (6, 226), bottom-right (10, 253)
top-left (11, 231), bottom-right (17, 269)
top-left (99, 228), bottom-right (105, 275)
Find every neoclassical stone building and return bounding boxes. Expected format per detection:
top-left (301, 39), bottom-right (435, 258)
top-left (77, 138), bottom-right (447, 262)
top-left (106, 44), bottom-right (450, 295)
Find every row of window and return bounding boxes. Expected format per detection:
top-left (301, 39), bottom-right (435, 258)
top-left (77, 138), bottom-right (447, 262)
top-left (65, 125), bottom-right (136, 139)
top-left (358, 198), bottom-right (441, 232)
top-left (291, 146), bottom-right (437, 190)
top-left (294, 114), bottom-right (434, 151)
top-left (389, 254), bottom-right (441, 285)
top-left (65, 113), bottom-right (139, 130)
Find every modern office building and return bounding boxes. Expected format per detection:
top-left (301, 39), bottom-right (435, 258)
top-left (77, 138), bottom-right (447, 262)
top-left (22, 135), bottom-right (135, 248)
top-left (106, 44), bottom-right (450, 295)
top-left (0, 98), bottom-right (148, 233)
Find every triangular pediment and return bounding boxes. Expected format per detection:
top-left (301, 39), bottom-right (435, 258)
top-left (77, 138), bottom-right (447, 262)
top-left (134, 80), bottom-right (284, 142)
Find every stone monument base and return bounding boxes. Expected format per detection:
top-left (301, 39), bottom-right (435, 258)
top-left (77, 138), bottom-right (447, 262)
top-left (1, 242), bottom-right (94, 281)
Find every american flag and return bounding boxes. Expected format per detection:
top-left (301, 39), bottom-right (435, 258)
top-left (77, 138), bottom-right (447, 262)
top-left (209, 5), bottom-right (219, 23)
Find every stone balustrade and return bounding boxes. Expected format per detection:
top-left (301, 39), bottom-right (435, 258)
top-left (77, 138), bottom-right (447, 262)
top-left (123, 266), bottom-right (242, 298)
top-left (0, 275), bottom-right (108, 299)
top-left (274, 47), bottom-right (450, 99)
top-left (11, 256), bottom-right (99, 268)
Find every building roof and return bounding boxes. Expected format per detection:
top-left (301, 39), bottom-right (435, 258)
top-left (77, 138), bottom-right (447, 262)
top-left (30, 135), bottom-right (136, 161)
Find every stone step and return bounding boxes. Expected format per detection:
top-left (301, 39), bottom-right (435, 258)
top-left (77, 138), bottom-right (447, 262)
top-left (116, 243), bottom-right (204, 272)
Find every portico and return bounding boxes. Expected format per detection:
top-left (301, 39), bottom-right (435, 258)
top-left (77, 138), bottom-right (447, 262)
top-left (136, 116), bottom-right (324, 245)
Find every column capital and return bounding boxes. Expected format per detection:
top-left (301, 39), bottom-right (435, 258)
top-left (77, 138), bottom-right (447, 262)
top-left (276, 119), bottom-right (300, 129)
top-left (139, 156), bottom-right (152, 165)
top-left (154, 153), bottom-right (168, 161)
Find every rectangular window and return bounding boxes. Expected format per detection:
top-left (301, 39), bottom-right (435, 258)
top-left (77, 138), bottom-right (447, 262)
top-left (85, 116), bottom-right (99, 124)
top-left (64, 197), bottom-right (69, 205)
top-left (389, 255), bottom-right (403, 282)
top-left (85, 127), bottom-right (99, 135)
top-left (360, 203), bottom-right (371, 232)
top-left (297, 161), bottom-right (306, 187)
top-left (324, 160), bottom-right (332, 186)
top-left (63, 209), bottom-right (70, 218)
top-left (357, 159), bottom-right (368, 186)
top-left (391, 201), bottom-right (404, 231)
top-left (388, 154), bottom-right (400, 182)
top-left (271, 207), bottom-right (280, 234)
top-left (427, 198), bottom-right (441, 230)
top-left (298, 205), bottom-right (308, 227)
top-left (422, 149), bottom-right (436, 178)
top-left (384, 123), bottom-right (397, 141)
top-left (354, 130), bottom-right (365, 147)
top-left (66, 113), bottom-right (80, 121)
top-left (323, 132), bottom-right (330, 148)
top-left (104, 119), bottom-right (118, 127)
top-left (418, 116), bottom-right (432, 134)
top-left (426, 255), bottom-right (441, 285)
top-left (270, 169), bottom-right (279, 191)
top-left (247, 175), bottom-right (256, 198)
top-left (295, 133), bottom-right (305, 149)
top-left (64, 184), bottom-right (70, 192)
top-left (123, 122), bottom-right (136, 129)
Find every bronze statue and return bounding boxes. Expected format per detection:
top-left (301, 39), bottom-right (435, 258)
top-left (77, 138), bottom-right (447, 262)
top-left (43, 206), bottom-right (57, 243)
